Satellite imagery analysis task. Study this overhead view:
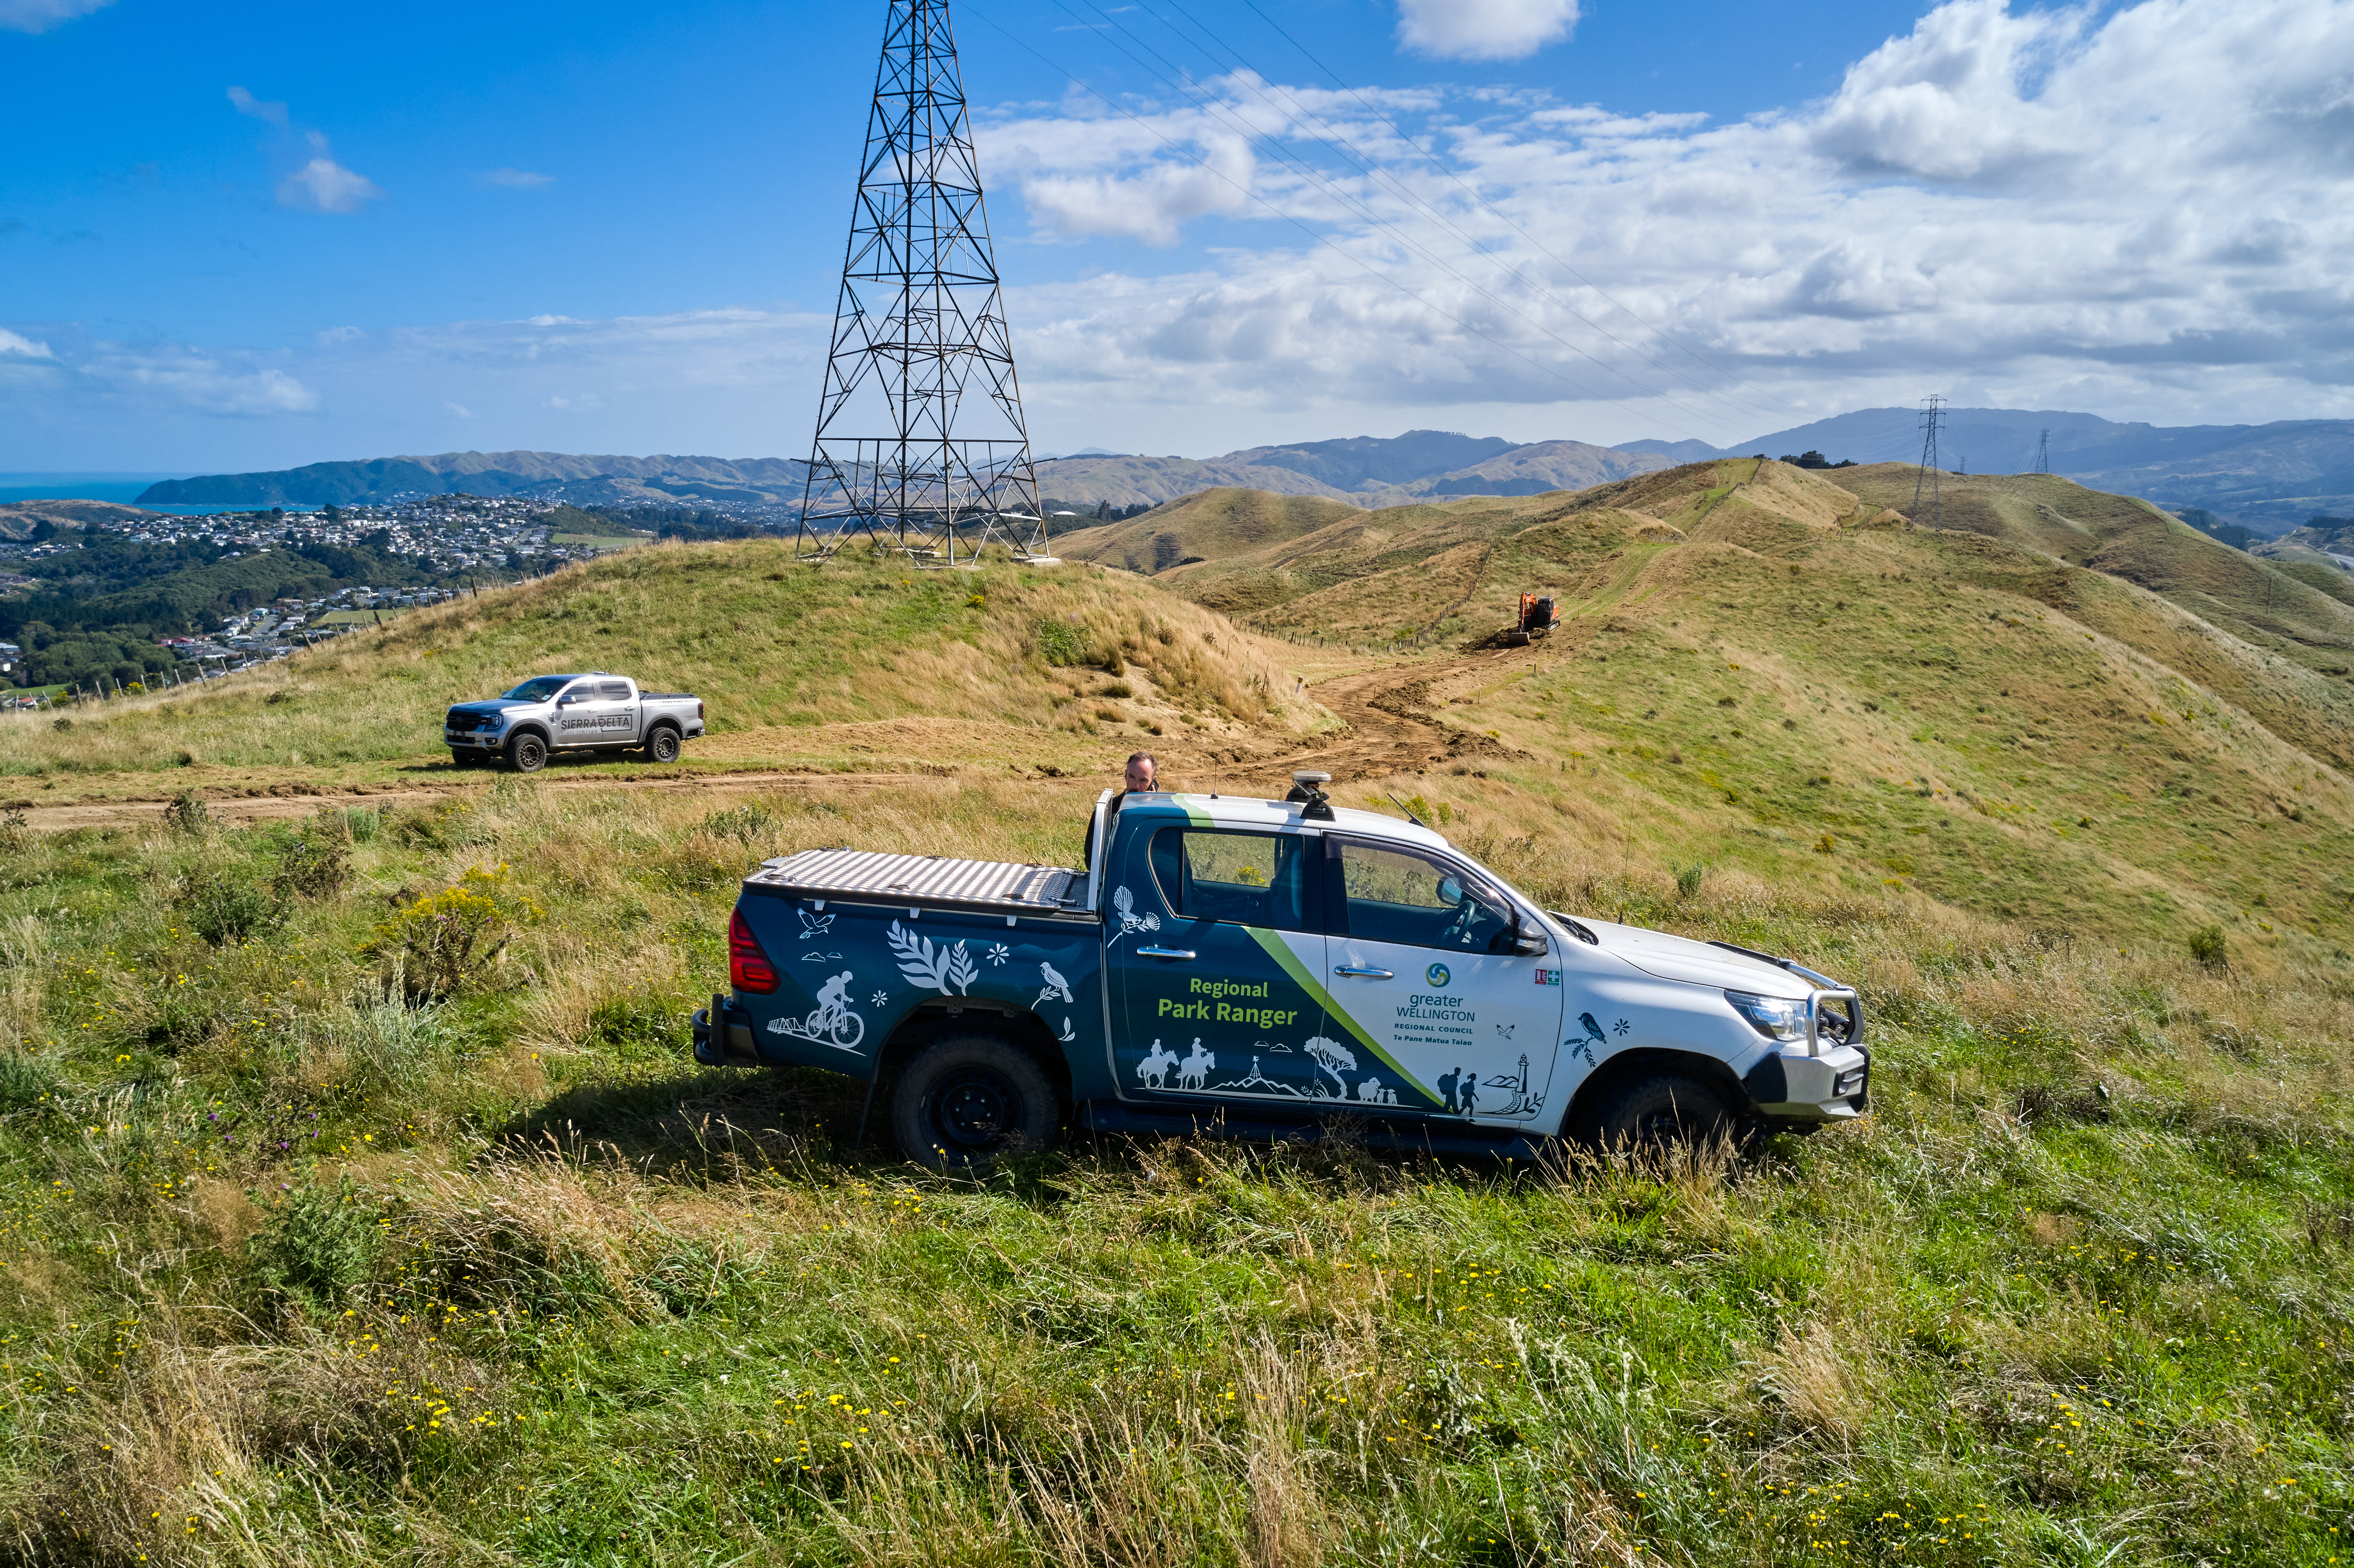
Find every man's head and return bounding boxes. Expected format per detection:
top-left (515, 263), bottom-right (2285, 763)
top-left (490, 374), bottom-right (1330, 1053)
top-left (1124, 752), bottom-right (1157, 792)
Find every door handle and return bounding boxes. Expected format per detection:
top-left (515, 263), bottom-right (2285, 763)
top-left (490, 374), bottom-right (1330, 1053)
top-left (1333, 964), bottom-right (1393, 979)
top-left (1137, 946), bottom-right (1196, 960)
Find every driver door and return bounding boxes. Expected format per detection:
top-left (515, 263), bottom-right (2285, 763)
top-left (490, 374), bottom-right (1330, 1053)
top-left (1321, 837), bottom-right (1565, 1123)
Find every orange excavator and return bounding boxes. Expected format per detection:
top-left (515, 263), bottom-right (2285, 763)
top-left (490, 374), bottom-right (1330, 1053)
top-left (1502, 592), bottom-right (1560, 647)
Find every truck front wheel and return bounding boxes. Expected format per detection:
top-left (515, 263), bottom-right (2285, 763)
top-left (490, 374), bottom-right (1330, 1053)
top-left (508, 734), bottom-right (548, 773)
top-left (645, 725), bottom-right (681, 763)
top-left (891, 1032), bottom-right (1059, 1173)
top-left (1572, 1070), bottom-right (1735, 1150)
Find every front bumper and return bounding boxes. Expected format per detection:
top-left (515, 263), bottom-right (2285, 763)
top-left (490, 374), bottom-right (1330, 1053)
top-left (1744, 1043), bottom-right (1871, 1122)
top-left (445, 728), bottom-right (505, 750)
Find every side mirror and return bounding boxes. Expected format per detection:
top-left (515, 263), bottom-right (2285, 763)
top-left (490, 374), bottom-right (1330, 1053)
top-left (1436, 876), bottom-right (1464, 905)
top-left (1509, 925), bottom-right (1548, 957)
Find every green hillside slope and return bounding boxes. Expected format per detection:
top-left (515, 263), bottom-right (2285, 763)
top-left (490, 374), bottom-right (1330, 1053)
top-left (0, 539), bottom-right (1328, 788)
top-left (1119, 462), bottom-right (2354, 960)
top-left (1052, 487), bottom-right (1362, 576)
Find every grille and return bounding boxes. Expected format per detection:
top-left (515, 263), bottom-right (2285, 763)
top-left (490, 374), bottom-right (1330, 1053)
top-left (445, 709), bottom-right (498, 733)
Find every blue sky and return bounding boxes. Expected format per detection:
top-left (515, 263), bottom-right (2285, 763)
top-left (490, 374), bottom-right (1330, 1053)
top-left (5, 0), bottom-right (2352, 471)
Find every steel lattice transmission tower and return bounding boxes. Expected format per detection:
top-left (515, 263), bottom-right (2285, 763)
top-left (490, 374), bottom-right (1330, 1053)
top-left (795, 0), bottom-right (1047, 565)
top-left (1912, 394), bottom-right (1946, 529)
top-left (2034, 427), bottom-right (2052, 474)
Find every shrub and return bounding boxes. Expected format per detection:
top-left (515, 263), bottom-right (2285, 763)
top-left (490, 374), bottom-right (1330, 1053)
top-left (161, 790), bottom-right (209, 836)
top-left (175, 868), bottom-right (286, 947)
top-left (1102, 681), bottom-right (1134, 699)
top-left (368, 864), bottom-right (543, 1000)
top-left (699, 802), bottom-right (778, 843)
top-left (272, 832), bottom-right (350, 899)
top-left (1675, 862), bottom-right (1707, 900)
top-left (249, 1176), bottom-right (381, 1312)
top-left (0, 810), bottom-right (27, 857)
top-left (2188, 922), bottom-right (2229, 969)
top-left (1033, 617), bottom-right (1089, 666)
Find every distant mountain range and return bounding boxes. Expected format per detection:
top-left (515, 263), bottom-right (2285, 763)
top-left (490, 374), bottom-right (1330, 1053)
top-left (134, 408), bottom-right (2354, 527)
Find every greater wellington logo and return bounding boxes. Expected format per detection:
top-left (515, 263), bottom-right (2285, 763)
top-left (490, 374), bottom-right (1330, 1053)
top-left (1425, 962), bottom-right (1450, 987)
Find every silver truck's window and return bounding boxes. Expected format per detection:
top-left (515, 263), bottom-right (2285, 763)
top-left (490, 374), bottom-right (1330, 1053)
top-left (1147, 828), bottom-right (1312, 932)
top-left (599, 681), bottom-right (629, 700)
top-left (1336, 840), bottom-right (1512, 951)
top-left (501, 676), bottom-right (570, 701)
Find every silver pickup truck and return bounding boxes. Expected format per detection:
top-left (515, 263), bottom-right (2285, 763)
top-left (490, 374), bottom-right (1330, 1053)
top-left (443, 672), bottom-right (706, 772)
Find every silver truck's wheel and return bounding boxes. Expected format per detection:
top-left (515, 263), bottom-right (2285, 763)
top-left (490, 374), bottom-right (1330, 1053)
top-left (645, 725), bottom-right (682, 763)
top-left (509, 734), bottom-right (548, 773)
top-left (1575, 1071), bottom-right (1734, 1150)
top-left (891, 1032), bottom-right (1059, 1173)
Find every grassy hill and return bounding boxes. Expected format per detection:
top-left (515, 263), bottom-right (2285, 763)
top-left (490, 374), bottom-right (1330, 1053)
top-left (1053, 488), bottom-right (1363, 577)
top-left (2, 512), bottom-right (2349, 1564)
top-left (0, 538), bottom-right (1329, 796)
top-left (1096, 462), bottom-right (2354, 963)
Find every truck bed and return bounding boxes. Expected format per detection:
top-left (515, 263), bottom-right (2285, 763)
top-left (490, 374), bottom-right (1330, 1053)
top-left (744, 848), bottom-right (1085, 915)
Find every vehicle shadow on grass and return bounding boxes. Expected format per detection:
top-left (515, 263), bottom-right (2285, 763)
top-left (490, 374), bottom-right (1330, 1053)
top-left (490, 1062), bottom-right (873, 1181)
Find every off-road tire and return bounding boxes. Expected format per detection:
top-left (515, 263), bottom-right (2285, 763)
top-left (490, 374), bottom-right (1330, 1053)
top-left (508, 734), bottom-right (548, 774)
top-left (1572, 1070), bottom-right (1734, 1150)
top-left (891, 1032), bottom-right (1060, 1173)
top-left (645, 725), bottom-right (682, 763)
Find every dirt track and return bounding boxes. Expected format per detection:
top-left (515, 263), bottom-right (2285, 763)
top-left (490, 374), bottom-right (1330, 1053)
top-left (16, 651), bottom-right (1531, 832)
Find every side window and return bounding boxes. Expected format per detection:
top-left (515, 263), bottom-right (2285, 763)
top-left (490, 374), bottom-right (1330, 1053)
top-left (599, 681), bottom-right (630, 700)
top-left (1147, 829), bottom-right (1313, 932)
top-left (1335, 840), bottom-right (1514, 952)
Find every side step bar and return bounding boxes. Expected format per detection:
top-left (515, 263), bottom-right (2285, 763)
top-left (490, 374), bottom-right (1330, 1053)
top-left (1080, 1100), bottom-right (1553, 1163)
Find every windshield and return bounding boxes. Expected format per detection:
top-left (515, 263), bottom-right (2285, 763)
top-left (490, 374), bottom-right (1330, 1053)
top-left (500, 676), bottom-right (573, 702)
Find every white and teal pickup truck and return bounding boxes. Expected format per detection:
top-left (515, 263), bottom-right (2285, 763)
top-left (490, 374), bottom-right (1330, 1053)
top-left (443, 672), bottom-right (705, 771)
top-left (693, 775), bottom-right (1869, 1170)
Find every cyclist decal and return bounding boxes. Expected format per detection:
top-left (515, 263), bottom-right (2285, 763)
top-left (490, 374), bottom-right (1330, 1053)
top-left (767, 968), bottom-right (868, 1053)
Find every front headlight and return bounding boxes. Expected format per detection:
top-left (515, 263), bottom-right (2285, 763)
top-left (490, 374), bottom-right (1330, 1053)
top-left (1725, 989), bottom-right (1807, 1042)
top-left (484, 712), bottom-right (508, 730)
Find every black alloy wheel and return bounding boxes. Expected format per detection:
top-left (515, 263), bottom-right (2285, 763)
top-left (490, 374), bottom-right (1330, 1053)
top-left (1575, 1070), bottom-right (1735, 1150)
top-left (891, 1033), bottom-right (1059, 1173)
top-left (508, 734), bottom-right (548, 773)
top-left (646, 725), bottom-right (682, 763)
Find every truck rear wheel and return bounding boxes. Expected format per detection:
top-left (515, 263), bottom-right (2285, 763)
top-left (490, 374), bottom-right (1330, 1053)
top-left (508, 734), bottom-right (548, 773)
top-left (1573, 1070), bottom-right (1734, 1150)
top-left (645, 725), bottom-right (682, 763)
top-left (891, 1032), bottom-right (1059, 1173)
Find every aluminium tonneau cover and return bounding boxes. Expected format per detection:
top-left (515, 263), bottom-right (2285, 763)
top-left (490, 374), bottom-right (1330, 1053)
top-left (744, 848), bottom-right (1085, 914)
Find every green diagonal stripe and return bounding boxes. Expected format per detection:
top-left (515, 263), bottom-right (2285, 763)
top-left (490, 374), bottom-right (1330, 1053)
top-left (1246, 929), bottom-right (1439, 1108)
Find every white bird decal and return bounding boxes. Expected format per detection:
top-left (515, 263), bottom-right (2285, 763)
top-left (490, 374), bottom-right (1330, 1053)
top-left (1036, 960), bottom-right (1074, 1008)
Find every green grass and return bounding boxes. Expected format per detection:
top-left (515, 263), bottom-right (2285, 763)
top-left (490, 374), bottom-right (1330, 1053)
top-left (1, 781), bottom-right (2348, 1565)
top-left (548, 532), bottom-right (653, 552)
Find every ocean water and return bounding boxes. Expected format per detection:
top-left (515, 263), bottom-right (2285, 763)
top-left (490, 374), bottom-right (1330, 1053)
top-left (0, 475), bottom-right (317, 516)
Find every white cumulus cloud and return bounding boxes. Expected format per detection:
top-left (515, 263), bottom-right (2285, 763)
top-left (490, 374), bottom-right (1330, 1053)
top-left (1397, 0), bottom-right (1579, 61)
top-left (0, 328), bottom-right (54, 358)
top-left (277, 134), bottom-right (384, 214)
top-left (482, 168), bottom-right (554, 188)
top-left (226, 85), bottom-right (289, 125)
top-left (0, 0), bottom-right (112, 34)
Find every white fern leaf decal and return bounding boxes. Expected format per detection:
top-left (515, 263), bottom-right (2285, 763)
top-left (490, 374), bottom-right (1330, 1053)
top-left (1112, 885), bottom-right (1134, 918)
top-left (887, 921), bottom-right (976, 996)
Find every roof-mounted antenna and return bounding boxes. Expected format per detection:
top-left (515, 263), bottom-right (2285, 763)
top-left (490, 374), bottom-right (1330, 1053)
top-left (1287, 770), bottom-right (1334, 821)
top-left (1386, 790), bottom-right (1428, 828)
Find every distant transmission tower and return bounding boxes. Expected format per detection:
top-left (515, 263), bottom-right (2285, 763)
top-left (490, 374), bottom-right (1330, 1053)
top-left (795, 0), bottom-right (1046, 566)
top-left (1912, 395), bottom-right (1946, 529)
top-left (2034, 427), bottom-right (2052, 474)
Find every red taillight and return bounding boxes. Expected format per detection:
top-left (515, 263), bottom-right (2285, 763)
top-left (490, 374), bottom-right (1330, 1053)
top-left (729, 909), bottom-right (778, 993)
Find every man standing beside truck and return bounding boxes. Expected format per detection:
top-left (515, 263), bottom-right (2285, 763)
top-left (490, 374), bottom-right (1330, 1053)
top-left (1084, 751), bottom-right (1156, 868)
